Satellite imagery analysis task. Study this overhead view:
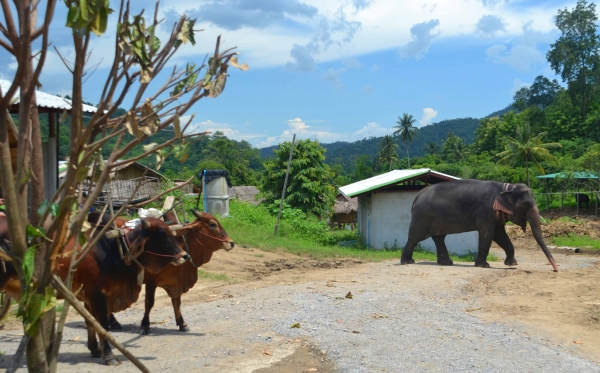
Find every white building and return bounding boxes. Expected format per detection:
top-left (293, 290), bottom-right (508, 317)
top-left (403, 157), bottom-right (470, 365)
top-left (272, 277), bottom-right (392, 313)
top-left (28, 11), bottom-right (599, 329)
top-left (338, 169), bottom-right (478, 255)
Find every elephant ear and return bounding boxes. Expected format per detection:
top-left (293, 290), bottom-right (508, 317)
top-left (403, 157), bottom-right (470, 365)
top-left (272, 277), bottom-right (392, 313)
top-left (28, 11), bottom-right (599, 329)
top-left (493, 191), bottom-right (514, 215)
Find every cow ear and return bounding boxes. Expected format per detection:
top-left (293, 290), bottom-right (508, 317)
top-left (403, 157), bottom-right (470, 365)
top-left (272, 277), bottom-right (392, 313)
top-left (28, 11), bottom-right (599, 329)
top-left (141, 218), bottom-right (152, 230)
top-left (493, 192), bottom-right (514, 215)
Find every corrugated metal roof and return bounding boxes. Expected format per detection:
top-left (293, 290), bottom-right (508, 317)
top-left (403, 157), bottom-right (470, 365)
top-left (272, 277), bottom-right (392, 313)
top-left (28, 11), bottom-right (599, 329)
top-left (1, 80), bottom-right (98, 113)
top-left (338, 168), bottom-right (460, 197)
top-left (536, 172), bottom-right (598, 179)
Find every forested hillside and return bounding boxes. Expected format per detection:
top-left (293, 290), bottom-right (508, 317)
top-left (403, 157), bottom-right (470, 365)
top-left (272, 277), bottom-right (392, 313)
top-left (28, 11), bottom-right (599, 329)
top-left (260, 117), bottom-right (480, 169)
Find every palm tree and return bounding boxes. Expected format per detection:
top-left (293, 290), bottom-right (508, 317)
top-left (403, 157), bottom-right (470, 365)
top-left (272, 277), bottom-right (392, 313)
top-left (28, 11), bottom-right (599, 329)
top-left (424, 142), bottom-right (440, 155)
top-left (496, 123), bottom-right (562, 186)
top-left (393, 113), bottom-right (419, 168)
top-left (377, 135), bottom-right (399, 172)
top-left (442, 133), bottom-right (469, 162)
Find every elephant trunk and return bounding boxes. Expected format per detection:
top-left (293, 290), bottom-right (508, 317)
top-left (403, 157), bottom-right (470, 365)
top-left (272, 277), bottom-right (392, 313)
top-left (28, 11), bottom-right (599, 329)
top-left (527, 206), bottom-right (558, 272)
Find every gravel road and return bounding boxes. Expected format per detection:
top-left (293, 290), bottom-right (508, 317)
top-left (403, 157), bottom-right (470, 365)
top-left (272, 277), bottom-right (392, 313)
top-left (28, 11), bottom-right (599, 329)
top-left (0, 246), bottom-right (598, 372)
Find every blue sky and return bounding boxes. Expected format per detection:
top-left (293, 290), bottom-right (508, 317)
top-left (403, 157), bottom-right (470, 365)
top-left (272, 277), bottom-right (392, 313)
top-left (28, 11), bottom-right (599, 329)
top-left (0, 0), bottom-right (576, 148)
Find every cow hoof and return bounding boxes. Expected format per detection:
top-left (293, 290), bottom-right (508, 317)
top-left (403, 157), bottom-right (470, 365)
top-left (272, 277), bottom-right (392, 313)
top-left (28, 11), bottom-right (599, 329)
top-left (139, 326), bottom-right (151, 335)
top-left (179, 324), bottom-right (190, 332)
top-left (437, 258), bottom-right (454, 266)
top-left (400, 258), bottom-right (415, 265)
top-left (90, 348), bottom-right (102, 358)
top-left (104, 356), bottom-right (121, 366)
top-left (474, 261), bottom-right (491, 268)
top-left (504, 257), bottom-right (518, 266)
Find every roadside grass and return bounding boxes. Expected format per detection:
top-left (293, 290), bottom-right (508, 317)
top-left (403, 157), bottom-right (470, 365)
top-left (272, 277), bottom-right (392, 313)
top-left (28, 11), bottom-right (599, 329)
top-left (197, 269), bottom-right (230, 281)
top-left (220, 200), bottom-right (497, 263)
top-left (552, 234), bottom-right (600, 250)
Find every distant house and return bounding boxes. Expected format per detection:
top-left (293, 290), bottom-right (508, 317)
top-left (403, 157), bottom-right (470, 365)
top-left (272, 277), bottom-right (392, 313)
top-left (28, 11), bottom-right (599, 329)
top-left (60, 160), bottom-right (165, 206)
top-left (339, 169), bottom-right (478, 255)
top-left (332, 193), bottom-right (358, 229)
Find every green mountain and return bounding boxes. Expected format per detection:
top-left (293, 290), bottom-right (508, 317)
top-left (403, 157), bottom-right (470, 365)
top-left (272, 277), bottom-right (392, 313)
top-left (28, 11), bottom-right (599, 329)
top-left (260, 116), bottom-right (482, 168)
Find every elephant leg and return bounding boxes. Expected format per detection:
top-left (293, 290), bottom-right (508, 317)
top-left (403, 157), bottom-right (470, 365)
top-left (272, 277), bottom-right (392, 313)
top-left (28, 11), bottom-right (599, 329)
top-left (172, 296), bottom-right (189, 332)
top-left (432, 235), bottom-right (453, 266)
top-left (140, 282), bottom-right (157, 335)
top-left (493, 226), bottom-right (518, 266)
top-left (401, 222), bottom-right (429, 265)
top-left (108, 313), bottom-right (122, 330)
top-left (475, 228), bottom-right (494, 268)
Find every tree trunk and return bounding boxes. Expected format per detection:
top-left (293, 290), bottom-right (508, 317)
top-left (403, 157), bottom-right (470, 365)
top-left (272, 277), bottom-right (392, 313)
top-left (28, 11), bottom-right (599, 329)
top-left (29, 102), bottom-right (44, 227)
top-left (525, 158), bottom-right (530, 187)
top-left (406, 146), bottom-right (410, 168)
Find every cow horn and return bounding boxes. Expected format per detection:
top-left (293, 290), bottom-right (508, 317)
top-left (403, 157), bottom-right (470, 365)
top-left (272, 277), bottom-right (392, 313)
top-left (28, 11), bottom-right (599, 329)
top-left (191, 209), bottom-right (202, 219)
top-left (141, 218), bottom-right (152, 230)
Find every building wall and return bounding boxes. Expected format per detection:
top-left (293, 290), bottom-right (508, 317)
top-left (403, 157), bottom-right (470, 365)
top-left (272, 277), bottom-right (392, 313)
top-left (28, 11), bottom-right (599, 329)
top-left (359, 191), bottom-right (478, 255)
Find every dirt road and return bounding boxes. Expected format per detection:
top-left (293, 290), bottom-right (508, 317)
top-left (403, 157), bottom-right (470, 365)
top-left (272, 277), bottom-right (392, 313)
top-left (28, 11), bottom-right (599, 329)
top-left (0, 239), bottom-right (599, 372)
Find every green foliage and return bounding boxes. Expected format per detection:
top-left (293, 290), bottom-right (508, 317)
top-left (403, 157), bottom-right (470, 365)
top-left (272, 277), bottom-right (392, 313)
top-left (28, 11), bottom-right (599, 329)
top-left (441, 133), bottom-right (469, 162)
top-left (393, 113), bottom-right (419, 167)
top-left (376, 135), bottom-right (399, 172)
top-left (552, 234), bottom-right (600, 249)
top-left (261, 139), bottom-right (335, 217)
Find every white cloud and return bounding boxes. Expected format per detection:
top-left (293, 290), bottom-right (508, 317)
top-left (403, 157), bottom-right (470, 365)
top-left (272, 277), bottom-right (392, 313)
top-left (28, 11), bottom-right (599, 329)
top-left (273, 118), bottom-right (391, 145)
top-left (486, 44), bottom-right (545, 72)
top-left (187, 119), bottom-right (264, 142)
top-left (256, 136), bottom-right (277, 148)
top-left (352, 122), bottom-right (391, 139)
top-left (419, 107), bottom-right (438, 126)
top-left (322, 68), bottom-right (345, 89)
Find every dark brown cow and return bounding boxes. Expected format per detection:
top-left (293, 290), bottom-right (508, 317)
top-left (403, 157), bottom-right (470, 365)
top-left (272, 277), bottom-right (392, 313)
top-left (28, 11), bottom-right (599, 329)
top-left (0, 215), bottom-right (188, 365)
top-left (108, 209), bottom-right (234, 334)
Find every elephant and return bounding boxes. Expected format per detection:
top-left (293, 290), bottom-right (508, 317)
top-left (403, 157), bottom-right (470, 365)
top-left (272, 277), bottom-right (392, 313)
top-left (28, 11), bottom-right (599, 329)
top-left (400, 179), bottom-right (558, 272)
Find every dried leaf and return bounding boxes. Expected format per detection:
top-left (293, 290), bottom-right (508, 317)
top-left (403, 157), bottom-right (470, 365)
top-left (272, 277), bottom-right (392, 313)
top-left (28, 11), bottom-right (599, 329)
top-left (373, 313), bottom-right (387, 319)
top-left (143, 143), bottom-right (158, 153)
top-left (352, 330), bottom-right (360, 334)
top-left (308, 368), bottom-right (318, 372)
top-left (263, 349), bottom-right (272, 356)
top-left (140, 66), bottom-right (154, 84)
top-left (345, 291), bottom-right (353, 299)
top-left (176, 21), bottom-right (191, 45)
top-left (291, 323), bottom-right (301, 328)
top-left (230, 56), bottom-right (249, 71)
top-left (173, 110), bottom-right (182, 139)
top-left (207, 64), bottom-right (228, 98)
top-left (73, 336), bottom-right (81, 341)
top-left (574, 340), bottom-right (584, 344)
top-left (125, 111), bottom-right (142, 139)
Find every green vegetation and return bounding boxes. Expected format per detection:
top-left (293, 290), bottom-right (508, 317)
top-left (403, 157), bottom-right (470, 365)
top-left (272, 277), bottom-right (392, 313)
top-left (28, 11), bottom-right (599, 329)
top-left (197, 269), bottom-right (230, 281)
top-left (552, 234), bottom-right (600, 249)
top-left (376, 135), bottom-right (400, 172)
top-left (393, 113), bottom-right (419, 168)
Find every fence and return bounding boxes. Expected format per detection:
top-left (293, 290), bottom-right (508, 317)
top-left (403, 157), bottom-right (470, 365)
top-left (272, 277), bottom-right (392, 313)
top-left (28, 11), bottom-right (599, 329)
top-left (533, 190), bottom-right (599, 216)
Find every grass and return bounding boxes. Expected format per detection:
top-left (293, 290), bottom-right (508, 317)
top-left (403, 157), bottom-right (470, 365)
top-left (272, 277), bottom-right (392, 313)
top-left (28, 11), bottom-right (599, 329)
top-left (220, 200), bottom-right (498, 263)
top-left (552, 234), bottom-right (600, 250)
top-left (197, 269), bottom-right (230, 281)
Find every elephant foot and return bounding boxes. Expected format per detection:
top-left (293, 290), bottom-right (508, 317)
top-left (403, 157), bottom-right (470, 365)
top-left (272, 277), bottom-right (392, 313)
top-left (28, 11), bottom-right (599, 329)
top-left (474, 261), bottom-right (491, 268)
top-left (504, 257), bottom-right (518, 266)
top-left (400, 257), bottom-right (415, 265)
top-left (178, 323), bottom-right (190, 332)
top-left (104, 355), bottom-right (121, 366)
top-left (437, 258), bottom-right (454, 266)
top-left (139, 325), bottom-right (151, 335)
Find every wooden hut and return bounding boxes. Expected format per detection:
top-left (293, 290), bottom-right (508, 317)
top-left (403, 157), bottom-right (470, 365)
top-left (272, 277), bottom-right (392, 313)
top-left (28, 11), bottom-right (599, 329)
top-left (332, 193), bottom-right (358, 229)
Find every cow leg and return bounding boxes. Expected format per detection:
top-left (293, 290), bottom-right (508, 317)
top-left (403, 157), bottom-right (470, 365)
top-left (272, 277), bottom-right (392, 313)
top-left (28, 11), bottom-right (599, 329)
top-left (140, 282), bottom-right (157, 335)
top-left (85, 305), bottom-right (101, 358)
top-left (172, 296), bottom-right (189, 332)
top-left (108, 313), bottom-right (122, 330)
top-left (91, 292), bottom-right (120, 366)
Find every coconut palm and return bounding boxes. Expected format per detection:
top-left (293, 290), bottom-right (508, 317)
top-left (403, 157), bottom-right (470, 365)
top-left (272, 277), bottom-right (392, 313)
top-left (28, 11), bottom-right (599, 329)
top-left (496, 123), bottom-right (562, 186)
top-left (393, 113), bottom-right (419, 167)
top-left (442, 133), bottom-right (469, 162)
top-left (424, 142), bottom-right (440, 155)
top-left (377, 135), bottom-right (400, 172)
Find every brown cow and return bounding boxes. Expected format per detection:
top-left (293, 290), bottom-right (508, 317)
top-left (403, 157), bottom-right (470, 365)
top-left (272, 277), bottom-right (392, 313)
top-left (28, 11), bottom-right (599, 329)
top-left (0, 215), bottom-right (188, 365)
top-left (108, 209), bottom-right (235, 334)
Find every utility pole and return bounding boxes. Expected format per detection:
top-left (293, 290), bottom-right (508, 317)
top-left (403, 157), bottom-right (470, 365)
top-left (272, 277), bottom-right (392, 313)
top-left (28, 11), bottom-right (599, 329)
top-left (274, 134), bottom-right (296, 235)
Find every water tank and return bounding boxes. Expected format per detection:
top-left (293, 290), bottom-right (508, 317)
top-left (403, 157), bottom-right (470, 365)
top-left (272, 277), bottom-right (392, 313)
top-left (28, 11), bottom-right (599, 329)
top-left (203, 174), bottom-right (230, 217)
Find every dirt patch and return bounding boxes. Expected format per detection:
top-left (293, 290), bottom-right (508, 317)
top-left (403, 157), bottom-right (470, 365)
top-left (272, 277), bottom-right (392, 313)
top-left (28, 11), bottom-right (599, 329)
top-left (246, 258), bottom-right (364, 280)
top-left (254, 342), bottom-right (335, 373)
top-left (468, 238), bottom-right (600, 360)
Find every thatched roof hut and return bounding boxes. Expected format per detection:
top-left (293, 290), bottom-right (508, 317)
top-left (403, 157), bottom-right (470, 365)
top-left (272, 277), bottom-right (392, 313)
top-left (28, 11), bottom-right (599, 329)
top-left (332, 193), bottom-right (357, 226)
